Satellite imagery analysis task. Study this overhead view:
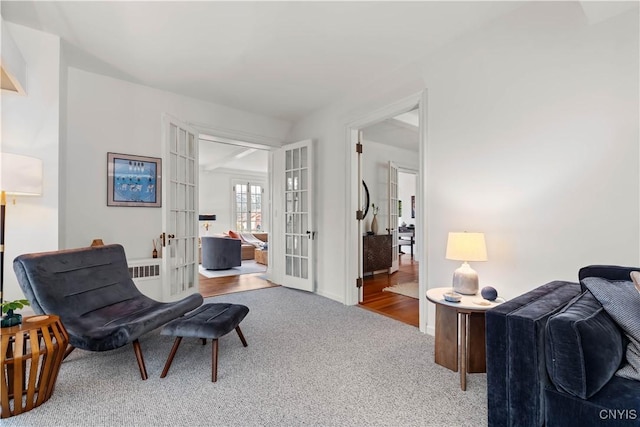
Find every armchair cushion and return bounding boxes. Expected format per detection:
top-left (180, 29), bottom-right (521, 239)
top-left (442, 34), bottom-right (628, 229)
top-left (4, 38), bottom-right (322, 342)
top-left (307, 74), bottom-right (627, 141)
top-left (545, 290), bottom-right (624, 399)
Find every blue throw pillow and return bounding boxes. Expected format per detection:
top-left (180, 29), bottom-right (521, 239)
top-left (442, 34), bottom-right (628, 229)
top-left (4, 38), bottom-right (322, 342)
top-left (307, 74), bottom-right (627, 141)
top-left (546, 290), bottom-right (624, 399)
top-left (582, 276), bottom-right (640, 382)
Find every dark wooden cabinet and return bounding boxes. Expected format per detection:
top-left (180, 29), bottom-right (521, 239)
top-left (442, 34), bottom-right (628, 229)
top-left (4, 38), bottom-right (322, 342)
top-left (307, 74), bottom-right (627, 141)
top-left (363, 234), bottom-right (392, 274)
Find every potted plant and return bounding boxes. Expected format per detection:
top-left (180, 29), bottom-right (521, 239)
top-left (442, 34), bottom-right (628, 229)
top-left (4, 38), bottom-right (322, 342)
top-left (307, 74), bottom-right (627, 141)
top-left (1, 299), bottom-right (30, 328)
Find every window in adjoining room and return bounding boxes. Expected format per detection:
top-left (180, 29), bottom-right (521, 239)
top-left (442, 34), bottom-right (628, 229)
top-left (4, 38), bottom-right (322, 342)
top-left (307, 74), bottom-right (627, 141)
top-left (234, 182), bottom-right (263, 231)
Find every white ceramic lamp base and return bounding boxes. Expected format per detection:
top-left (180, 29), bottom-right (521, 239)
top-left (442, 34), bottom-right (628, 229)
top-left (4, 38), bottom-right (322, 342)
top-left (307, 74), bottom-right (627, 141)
top-left (452, 262), bottom-right (479, 295)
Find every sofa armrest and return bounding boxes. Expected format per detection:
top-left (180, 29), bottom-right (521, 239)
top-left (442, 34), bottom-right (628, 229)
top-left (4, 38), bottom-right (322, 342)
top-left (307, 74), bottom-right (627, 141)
top-left (486, 281), bottom-right (581, 427)
top-left (578, 265), bottom-right (640, 283)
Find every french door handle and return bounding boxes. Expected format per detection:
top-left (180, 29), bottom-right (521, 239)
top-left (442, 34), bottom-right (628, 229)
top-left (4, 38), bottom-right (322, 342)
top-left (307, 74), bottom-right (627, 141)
top-left (306, 230), bottom-right (316, 240)
top-left (160, 233), bottom-right (176, 247)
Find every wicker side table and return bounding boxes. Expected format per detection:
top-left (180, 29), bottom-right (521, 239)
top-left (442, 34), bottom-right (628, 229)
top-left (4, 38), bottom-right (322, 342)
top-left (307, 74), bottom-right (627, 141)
top-left (254, 248), bottom-right (268, 265)
top-left (1, 314), bottom-right (69, 418)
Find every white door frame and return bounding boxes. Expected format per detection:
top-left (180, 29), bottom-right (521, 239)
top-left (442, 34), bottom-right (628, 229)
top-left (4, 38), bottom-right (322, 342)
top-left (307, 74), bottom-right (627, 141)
top-left (344, 90), bottom-right (429, 333)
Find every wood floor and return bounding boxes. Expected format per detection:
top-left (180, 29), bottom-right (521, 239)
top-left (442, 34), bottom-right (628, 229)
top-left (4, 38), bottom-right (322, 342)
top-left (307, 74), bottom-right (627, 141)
top-left (359, 253), bottom-right (419, 327)
top-left (198, 271), bottom-right (279, 298)
top-left (198, 254), bottom-right (419, 328)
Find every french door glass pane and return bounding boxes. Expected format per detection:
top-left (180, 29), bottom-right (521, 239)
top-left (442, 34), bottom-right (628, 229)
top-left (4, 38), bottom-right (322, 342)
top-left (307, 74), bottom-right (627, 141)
top-left (179, 129), bottom-right (186, 156)
top-left (286, 256), bottom-right (292, 275)
top-left (170, 124), bottom-right (177, 153)
top-left (188, 133), bottom-right (195, 158)
top-left (293, 148), bottom-right (300, 169)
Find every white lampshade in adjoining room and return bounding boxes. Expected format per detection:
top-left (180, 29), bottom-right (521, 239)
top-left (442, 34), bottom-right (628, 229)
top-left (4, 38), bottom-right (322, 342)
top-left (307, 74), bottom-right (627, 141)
top-left (1, 153), bottom-right (43, 196)
top-left (446, 232), bottom-right (488, 295)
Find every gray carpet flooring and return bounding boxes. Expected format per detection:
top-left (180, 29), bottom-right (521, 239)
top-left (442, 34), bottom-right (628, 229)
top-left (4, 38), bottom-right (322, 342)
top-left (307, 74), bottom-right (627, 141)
top-left (4, 287), bottom-right (488, 426)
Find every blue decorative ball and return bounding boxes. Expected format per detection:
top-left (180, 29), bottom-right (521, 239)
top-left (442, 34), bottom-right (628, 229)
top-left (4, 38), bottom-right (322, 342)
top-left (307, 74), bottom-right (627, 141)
top-left (481, 286), bottom-right (498, 301)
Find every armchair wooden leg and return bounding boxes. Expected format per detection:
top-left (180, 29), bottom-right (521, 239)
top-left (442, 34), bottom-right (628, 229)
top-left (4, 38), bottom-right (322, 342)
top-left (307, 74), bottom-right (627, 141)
top-left (211, 339), bottom-right (218, 382)
top-left (63, 345), bottom-right (76, 360)
top-left (132, 339), bottom-right (148, 380)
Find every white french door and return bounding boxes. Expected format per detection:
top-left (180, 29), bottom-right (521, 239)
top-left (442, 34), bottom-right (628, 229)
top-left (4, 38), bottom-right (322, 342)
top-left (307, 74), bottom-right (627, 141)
top-left (161, 114), bottom-right (199, 301)
top-left (388, 161), bottom-right (399, 273)
top-left (279, 139), bottom-right (314, 292)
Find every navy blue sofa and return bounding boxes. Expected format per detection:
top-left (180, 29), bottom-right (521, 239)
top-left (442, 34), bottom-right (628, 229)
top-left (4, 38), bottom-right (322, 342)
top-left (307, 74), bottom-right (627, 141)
top-left (486, 265), bottom-right (640, 426)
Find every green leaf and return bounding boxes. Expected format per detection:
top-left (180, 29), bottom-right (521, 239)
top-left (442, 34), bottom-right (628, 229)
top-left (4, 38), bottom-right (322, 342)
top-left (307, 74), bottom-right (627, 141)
top-left (1, 299), bottom-right (30, 313)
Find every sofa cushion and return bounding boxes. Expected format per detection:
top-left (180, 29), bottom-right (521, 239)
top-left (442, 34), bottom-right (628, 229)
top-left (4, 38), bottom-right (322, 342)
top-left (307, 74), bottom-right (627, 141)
top-left (583, 277), bottom-right (640, 382)
top-left (546, 290), bottom-right (624, 399)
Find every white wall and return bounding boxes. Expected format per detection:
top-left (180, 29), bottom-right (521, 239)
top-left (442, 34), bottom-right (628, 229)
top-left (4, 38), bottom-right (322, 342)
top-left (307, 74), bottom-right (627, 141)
top-left (199, 168), bottom-right (268, 236)
top-left (287, 2), bottom-right (639, 332)
top-left (1, 23), bottom-right (60, 301)
top-left (361, 139), bottom-right (418, 233)
top-left (64, 68), bottom-right (290, 263)
top-left (419, 2), bottom-right (639, 298)
top-left (398, 171), bottom-right (417, 227)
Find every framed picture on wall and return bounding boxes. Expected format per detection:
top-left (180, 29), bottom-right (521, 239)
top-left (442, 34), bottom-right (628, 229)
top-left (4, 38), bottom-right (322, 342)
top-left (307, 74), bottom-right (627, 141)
top-left (107, 152), bottom-right (162, 207)
top-left (411, 195), bottom-right (415, 218)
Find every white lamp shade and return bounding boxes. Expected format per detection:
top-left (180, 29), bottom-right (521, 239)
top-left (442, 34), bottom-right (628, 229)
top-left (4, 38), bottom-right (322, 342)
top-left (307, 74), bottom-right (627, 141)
top-left (1, 153), bottom-right (43, 196)
top-left (446, 232), bottom-right (488, 262)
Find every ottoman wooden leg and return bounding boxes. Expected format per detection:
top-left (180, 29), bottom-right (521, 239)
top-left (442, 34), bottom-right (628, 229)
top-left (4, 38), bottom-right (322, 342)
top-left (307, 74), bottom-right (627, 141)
top-left (160, 337), bottom-right (183, 378)
top-left (211, 339), bottom-right (218, 382)
top-left (236, 326), bottom-right (248, 347)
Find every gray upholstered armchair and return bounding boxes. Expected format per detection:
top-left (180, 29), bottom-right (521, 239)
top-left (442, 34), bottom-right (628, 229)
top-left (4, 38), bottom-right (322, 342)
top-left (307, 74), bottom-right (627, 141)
top-left (13, 244), bottom-right (203, 380)
top-left (201, 236), bottom-right (241, 270)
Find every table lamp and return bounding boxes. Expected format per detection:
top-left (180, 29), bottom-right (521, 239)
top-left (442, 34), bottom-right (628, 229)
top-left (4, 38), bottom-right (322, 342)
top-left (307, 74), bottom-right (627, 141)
top-left (446, 231), bottom-right (488, 295)
top-left (1, 153), bottom-right (43, 306)
top-left (199, 214), bottom-right (216, 233)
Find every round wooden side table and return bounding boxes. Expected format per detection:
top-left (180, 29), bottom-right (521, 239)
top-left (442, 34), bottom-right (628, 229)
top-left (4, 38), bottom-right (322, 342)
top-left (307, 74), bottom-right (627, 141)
top-left (1, 314), bottom-right (69, 418)
top-left (426, 287), bottom-right (504, 391)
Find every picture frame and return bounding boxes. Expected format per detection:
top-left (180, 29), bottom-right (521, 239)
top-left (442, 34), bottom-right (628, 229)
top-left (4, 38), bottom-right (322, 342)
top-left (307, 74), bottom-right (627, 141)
top-left (107, 152), bottom-right (162, 207)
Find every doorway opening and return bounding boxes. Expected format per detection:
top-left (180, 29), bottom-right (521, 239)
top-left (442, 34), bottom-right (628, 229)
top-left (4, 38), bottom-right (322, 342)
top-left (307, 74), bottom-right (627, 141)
top-left (344, 90), bottom-right (428, 332)
top-left (357, 110), bottom-right (420, 327)
top-left (197, 133), bottom-right (277, 298)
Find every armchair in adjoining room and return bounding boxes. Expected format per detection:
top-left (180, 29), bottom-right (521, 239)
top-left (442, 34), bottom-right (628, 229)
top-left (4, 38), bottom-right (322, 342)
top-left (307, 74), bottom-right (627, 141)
top-left (13, 244), bottom-right (203, 380)
top-left (201, 236), bottom-right (242, 270)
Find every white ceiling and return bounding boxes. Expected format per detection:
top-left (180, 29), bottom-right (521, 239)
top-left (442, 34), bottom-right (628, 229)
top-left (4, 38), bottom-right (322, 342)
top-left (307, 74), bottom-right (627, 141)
top-left (199, 139), bottom-right (268, 174)
top-left (1, 1), bottom-right (526, 122)
top-left (362, 109), bottom-right (419, 152)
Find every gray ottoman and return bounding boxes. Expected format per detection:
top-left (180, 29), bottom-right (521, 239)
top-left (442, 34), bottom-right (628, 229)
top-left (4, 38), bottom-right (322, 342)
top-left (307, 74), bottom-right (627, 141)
top-left (160, 303), bottom-right (249, 382)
